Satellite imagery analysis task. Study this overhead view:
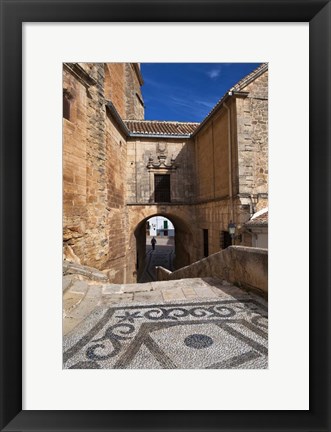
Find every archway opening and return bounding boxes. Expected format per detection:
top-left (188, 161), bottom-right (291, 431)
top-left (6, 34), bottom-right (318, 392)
top-left (134, 213), bottom-right (193, 283)
top-left (141, 216), bottom-right (175, 282)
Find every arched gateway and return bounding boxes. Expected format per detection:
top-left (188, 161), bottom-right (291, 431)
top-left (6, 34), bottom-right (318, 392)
top-left (127, 206), bottom-right (197, 283)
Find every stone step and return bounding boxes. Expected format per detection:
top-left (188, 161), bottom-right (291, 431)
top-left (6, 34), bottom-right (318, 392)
top-left (64, 280), bottom-right (103, 306)
top-left (63, 280), bottom-right (90, 317)
top-left (63, 290), bottom-right (85, 315)
top-left (63, 276), bottom-right (265, 336)
top-left (70, 280), bottom-right (90, 294)
top-left (100, 277), bottom-right (251, 306)
top-left (63, 282), bottom-right (103, 336)
top-left (62, 274), bottom-right (79, 293)
top-left (102, 282), bottom-right (154, 296)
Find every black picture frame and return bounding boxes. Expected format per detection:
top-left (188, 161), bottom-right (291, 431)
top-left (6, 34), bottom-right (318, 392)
top-left (0, 1), bottom-right (330, 431)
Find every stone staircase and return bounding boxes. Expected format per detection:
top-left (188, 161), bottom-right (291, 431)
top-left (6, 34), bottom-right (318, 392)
top-left (63, 259), bottom-right (268, 370)
top-left (63, 261), bottom-right (263, 336)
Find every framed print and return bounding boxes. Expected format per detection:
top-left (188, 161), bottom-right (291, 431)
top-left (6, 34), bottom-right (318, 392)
top-left (1, 0), bottom-right (330, 431)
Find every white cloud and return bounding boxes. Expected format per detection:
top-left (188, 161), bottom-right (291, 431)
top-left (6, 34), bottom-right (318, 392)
top-left (195, 100), bottom-right (215, 109)
top-left (207, 68), bottom-right (221, 79)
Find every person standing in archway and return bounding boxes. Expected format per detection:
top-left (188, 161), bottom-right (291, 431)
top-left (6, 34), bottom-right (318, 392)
top-left (151, 237), bottom-right (157, 251)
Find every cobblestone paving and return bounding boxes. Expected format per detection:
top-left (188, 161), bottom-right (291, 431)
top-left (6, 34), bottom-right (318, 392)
top-left (140, 238), bottom-right (175, 282)
top-left (63, 278), bottom-right (268, 369)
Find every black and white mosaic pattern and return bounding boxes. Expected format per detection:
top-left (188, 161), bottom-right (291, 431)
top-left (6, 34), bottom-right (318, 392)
top-left (63, 298), bottom-right (268, 369)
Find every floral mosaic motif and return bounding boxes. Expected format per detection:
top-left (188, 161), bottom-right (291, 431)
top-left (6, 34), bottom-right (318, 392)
top-left (117, 304), bottom-right (237, 323)
top-left (116, 311), bottom-right (142, 323)
top-left (86, 323), bottom-right (135, 361)
top-left (64, 299), bottom-right (268, 369)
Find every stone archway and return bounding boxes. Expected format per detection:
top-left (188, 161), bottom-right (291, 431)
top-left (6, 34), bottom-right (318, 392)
top-left (129, 209), bottom-right (195, 283)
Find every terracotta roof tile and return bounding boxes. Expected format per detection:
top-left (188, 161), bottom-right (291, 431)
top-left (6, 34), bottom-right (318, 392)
top-left (123, 64), bottom-right (267, 138)
top-left (124, 120), bottom-right (199, 136)
top-left (246, 210), bottom-right (268, 226)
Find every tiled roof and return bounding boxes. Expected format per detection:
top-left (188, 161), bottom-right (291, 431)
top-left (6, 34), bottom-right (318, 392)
top-left (246, 209), bottom-right (268, 226)
top-left (124, 120), bottom-right (199, 136)
top-left (113, 64), bottom-right (268, 138)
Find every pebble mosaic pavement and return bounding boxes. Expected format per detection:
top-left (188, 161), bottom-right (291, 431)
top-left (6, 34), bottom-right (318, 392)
top-left (63, 292), bottom-right (268, 369)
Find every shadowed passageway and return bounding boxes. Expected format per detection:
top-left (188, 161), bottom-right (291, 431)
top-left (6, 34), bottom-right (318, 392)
top-left (135, 213), bottom-right (193, 283)
top-left (139, 236), bottom-right (175, 282)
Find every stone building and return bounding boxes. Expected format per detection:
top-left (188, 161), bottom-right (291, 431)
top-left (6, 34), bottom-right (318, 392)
top-left (63, 62), bottom-right (268, 283)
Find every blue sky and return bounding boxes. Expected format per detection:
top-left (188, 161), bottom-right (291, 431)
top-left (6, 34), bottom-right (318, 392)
top-left (141, 63), bottom-right (261, 123)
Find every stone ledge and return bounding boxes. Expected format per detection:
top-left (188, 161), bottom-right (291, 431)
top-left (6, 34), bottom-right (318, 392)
top-left (156, 246), bottom-right (268, 295)
top-left (63, 260), bottom-right (109, 283)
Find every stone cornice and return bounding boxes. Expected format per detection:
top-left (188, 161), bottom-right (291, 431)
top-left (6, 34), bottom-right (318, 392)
top-left (132, 63), bottom-right (144, 86)
top-left (63, 63), bottom-right (97, 88)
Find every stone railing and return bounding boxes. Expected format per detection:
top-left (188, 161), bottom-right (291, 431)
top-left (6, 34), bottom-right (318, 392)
top-left (156, 246), bottom-right (268, 294)
top-left (63, 260), bottom-right (109, 283)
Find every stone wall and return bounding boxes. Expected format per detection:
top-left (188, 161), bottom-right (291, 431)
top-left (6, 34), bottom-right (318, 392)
top-left (191, 70), bottom-right (268, 255)
top-left (102, 111), bottom-right (129, 282)
top-left (104, 63), bottom-right (144, 121)
top-left (126, 138), bottom-right (196, 204)
top-left (236, 69), bottom-right (268, 211)
top-left (84, 64), bottom-right (109, 268)
top-left (63, 63), bottom-right (109, 268)
top-left (63, 64), bottom-right (89, 254)
top-left (156, 245), bottom-right (268, 295)
top-left (124, 63), bottom-right (144, 120)
top-left (194, 200), bottom-right (233, 259)
top-left (104, 63), bottom-right (126, 118)
top-left (193, 96), bottom-right (251, 254)
top-left (194, 105), bottom-right (232, 201)
top-left (63, 63), bottom-right (130, 283)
